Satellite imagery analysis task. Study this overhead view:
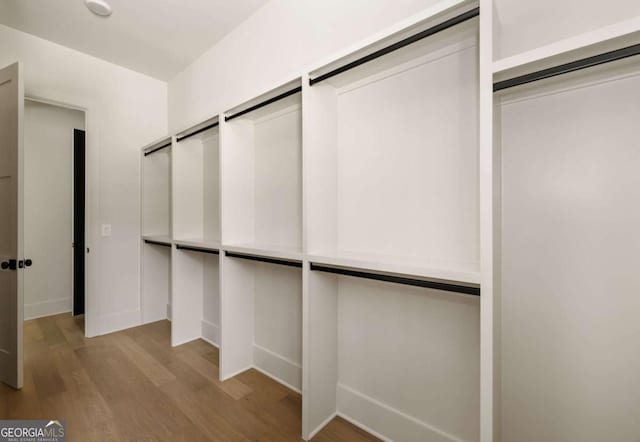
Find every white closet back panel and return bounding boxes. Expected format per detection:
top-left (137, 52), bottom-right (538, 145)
top-left (337, 277), bottom-right (480, 441)
top-left (141, 243), bottom-right (170, 324)
top-left (142, 149), bottom-right (171, 236)
top-left (493, 0), bottom-right (640, 60)
top-left (254, 106), bottom-right (302, 248)
top-left (501, 69), bottom-right (640, 442)
top-left (337, 40), bottom-right (478, 266)
top-left (173, 137), bottom-right (204, 239)
top-left (203, 134), bottom-right (221, 241)
top-left (202, 254), bottom-right (220, 346)
top-left (253, 262), bottom-right (302, 390)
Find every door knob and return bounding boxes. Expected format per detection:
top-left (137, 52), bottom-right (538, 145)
top-left (25, 259), bottom-right (33, 267)
top-left (1, 260), bottom-right (16, 270)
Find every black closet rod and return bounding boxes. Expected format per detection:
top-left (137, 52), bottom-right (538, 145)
top-left (309, 7), bottom-right (479, 86)
top-left (494, 43), bottom-right (640, 92)
top-left (176, 121), bottom-right (220, 143)
top-left (143, 142), bottom-right (171, 156)
top-left (310, 263), bottom-right (480, 296)
top-left (176, 244), bottom-right (220, 255)
top-left (224, 86), bottom-right (302, 121)
top-left (144, 239), bottom-right (172, 248)
top-left (225, 251), bottom-right (302, 268)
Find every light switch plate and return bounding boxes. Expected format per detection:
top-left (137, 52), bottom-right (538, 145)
top-left (101, 224), bottom-right (112, 237)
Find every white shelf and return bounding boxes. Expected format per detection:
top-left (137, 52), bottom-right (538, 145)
top-left (174, 238), bottom-right (221, 251)
top-left (492, 0), bottom-right (640, 63)
top-left (223, 243), bottom-right (303, 262)
top-left (308, 250), bottom-right (479, 285)
top-left (142, 235), bottom-right (173, 245)
top-left (493, 15), bottom-right (640, 76)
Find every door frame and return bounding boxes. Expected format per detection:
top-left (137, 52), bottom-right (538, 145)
top-left (24, 94), bottom-right (96, 336)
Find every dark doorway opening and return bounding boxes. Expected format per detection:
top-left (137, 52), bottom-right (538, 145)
top-left (73, 129), bottom-right (85, 316)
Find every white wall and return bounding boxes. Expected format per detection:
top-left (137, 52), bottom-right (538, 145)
top-left (24, 100), bottom-right (84, 320)
top-left (0, 24), bottom-right (168, 336)
top-left (168, 0), bottom-right (444, 131)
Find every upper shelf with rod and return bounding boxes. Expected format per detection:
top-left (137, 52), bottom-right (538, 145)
top-left (308, 0), bottom-right (478, 88)
top-left (491, 0), bottom-right (640, 68)
top-left (224, 78), bottom-right (302, 122)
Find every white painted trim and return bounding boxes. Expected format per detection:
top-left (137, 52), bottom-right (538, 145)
top-left (336, 413), bottom-right (393, 442)
top-left (24, 298), bottom-right (71, 320)
top-left (24, 90), bottom-right (99, 338)
top-left (336, 383), bottom-right (462, 442)
top-left (201, 319), bottom-right (219, 347)
top-left (219, 365), bottom-right (253, 382)
top-left (251, 364), bottom-right (301, 395)
top-left (305, 412), bottom-right (337, 441)
top-left (171, 336), bottom-right (201, 347)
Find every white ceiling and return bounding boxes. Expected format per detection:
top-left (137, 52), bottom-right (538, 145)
top-left (0, 0), bottom-right (269, 80)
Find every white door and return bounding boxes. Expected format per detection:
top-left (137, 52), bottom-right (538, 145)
top-left (0, 62), bottom-right (24, 389)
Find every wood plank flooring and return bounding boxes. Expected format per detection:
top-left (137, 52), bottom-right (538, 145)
top-left (0, 314), bottom-right (379, 441)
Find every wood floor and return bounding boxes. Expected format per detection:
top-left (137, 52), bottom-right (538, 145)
top-left (0, 314), bottom-right (379, 441)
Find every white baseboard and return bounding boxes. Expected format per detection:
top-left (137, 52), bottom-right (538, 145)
top-left (98, 310), bottom-right (141, 336)
top-left (305, 411), bottom-right (337, 441)
top-left (220, 365), bottom-right (253, 382)
top-left (253, 343), bottom-right (302, 392)
top-left (252, 365), bottom-right (301, 394)
top-left (336, 383), bottom-right (462, 442)
top-left (201, 319), bottom-right (219, 347)
top-left (24, 297), bottom-right (71, 320)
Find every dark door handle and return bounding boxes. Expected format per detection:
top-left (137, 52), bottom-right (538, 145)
top-left (25, 259), bottom-right (33, 267)
top-left (1, 260), bottom-right (17, 270)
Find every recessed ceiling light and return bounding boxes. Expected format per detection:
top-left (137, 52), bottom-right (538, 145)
top-left (85, 0), bottom-right (112, 17)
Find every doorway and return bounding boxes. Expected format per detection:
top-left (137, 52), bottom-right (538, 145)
top-left (73, 129), bottom-right (85, 316)
top-left (24, 99), bottom-right (86, 328)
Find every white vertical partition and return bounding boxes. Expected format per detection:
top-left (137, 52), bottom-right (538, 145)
top-left (219, 254), bottom-right (255, 379)
top-left (171, 246), bottom-right (204, 346)
top-left (479, 0), bottom-right (497, 441)
top-left (302, 266), bottom-right (338, 439)
top-left (141, 138), bottom-right (173, 326)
